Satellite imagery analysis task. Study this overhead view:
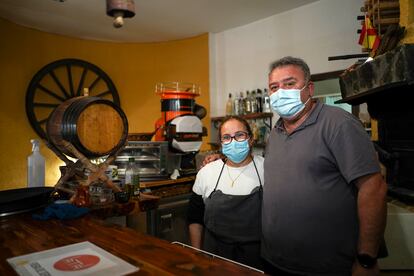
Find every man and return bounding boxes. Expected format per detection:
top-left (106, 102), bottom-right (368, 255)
top-left (262, 56), bottom-right (387, 275)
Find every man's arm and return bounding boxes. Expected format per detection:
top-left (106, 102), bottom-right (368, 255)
top-left (189, 223), bottom-right (204, 249)
top-left (201, 153), bottom-right (224, 167)
top-left (353, 172), bottom-right (387, 275)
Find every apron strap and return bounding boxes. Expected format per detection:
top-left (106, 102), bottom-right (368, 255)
top-left (208, 156), bottom-right (261, 198)
top-left (252, 158), bottom-right (262, 189)
top-left (208, 161), bottom-right (226, 199)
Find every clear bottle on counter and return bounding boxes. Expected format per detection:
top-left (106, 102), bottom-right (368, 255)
top-left (226, 93), bottom-right (233, 115)
top-left (125, 157), bottom-right (140, 197)
top-left (28, 139), bottom-right (45, 188)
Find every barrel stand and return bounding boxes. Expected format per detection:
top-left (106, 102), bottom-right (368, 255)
top-left (46, 140), bottom-right (122, 202)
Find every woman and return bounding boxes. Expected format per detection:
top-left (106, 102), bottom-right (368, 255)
top-left (188, 116), bottom-right (264, 269)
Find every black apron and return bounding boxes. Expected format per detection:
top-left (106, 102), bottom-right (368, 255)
top-left (203, 158), bottom-right (263, 269)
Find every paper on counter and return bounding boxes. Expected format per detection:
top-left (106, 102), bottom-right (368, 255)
top-left (7, 241), bottom-right (138, 276)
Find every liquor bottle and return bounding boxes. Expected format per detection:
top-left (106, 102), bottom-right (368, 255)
top-left (233, 93), bottom-right (240, 115)
top-left (239, 92), bottom-right (245, 115)
top-left (263, 88), bottom-right (271, 113)
top-left (245, 91), bottom-right (252, 114)
top-left (27, 139), bottom-right (45, 188)
top-left (257, 119), bottom-right (266, 144)
top-left (252, 120), bottom-right (259, 142)
top-left (256, 89), bottom-right (263, 113)
top-left (226, 93), bottom-right (233, 115)
top-left (125, 157), bottom-right (140, 197)
top-left (251, 90), bottom-right (258, 113)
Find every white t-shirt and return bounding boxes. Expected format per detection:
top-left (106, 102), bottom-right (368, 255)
top-left (192, 155), bottom-right (264, 200)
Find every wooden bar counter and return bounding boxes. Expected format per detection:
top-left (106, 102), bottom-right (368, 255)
top-left (0, 213), bottom-right (261, 275)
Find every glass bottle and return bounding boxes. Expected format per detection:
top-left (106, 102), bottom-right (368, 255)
top-left (125, 157), bottom-right (140, 198)
top-left (252, 120), bottom-right (259, 142)
top-left (245, 91), bottom-right (252, 114)
top-left (74, 181), bottom-right (91, 207)
top-left (251, 90), bottom-right (258, 113)
top-left (257, 119), bottom-right (266, 144)
top-left (226, 93), bottom-right (233, 115)
top-left (28, 139), bottom-right (45, 188)
top-left (263, 88), bottom-right (271, 113)
top-left (239, 92), bottom-right (245, 115)
top-left (256, 89), bottom-right (263, 113)
top-left (233, 93), bottom-right (240, 115)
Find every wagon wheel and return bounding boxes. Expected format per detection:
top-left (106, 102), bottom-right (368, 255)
top-left (25, 58), bottom-right (121, 139)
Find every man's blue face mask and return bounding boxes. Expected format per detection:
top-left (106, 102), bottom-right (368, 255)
top-left (270, 85), bottom-right (310, 118)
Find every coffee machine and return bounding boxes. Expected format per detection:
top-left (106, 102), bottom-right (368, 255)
top-left (154, 82), bottom-right (207, 175)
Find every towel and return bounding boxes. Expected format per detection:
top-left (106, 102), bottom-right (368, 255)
top-left (32, 203), bottom-right (89, 220)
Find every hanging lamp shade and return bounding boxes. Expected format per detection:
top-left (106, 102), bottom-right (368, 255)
top-left (106, 0), bottom-right (135, 28)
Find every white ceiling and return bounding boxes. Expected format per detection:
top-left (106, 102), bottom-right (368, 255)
top-left (0, 0), bottom-right (319, 43)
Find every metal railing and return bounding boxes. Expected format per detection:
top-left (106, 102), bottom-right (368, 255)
top-left (171, 241), bottom-right (264, 274)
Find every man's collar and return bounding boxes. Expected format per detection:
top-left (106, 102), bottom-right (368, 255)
top-left (275, 100), bottom-right (323, 133)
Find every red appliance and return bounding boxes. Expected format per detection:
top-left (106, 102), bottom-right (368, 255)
top-left (154, 82), bottom-right (205, 153)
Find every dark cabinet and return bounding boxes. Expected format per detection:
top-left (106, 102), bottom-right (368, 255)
top-left (147, 193), bottom-right (191, 244)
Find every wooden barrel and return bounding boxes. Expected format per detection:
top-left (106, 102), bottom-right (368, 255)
top-left (46, 96), bottom-right (128, 159)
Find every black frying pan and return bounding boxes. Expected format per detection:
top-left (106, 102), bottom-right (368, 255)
top-left (0, 187), bottom-right (54, 217)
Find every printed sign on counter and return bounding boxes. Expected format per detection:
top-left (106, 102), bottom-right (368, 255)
top-left (7, 241), bottom-right (138, 276)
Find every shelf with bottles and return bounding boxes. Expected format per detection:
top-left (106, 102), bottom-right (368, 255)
top-left (208, 141), bottom-right (267, 149)
top-left (226, 89), bottom-right (271, 114)
top-left (211, 112), bottom-right (273, 122)
top-left (210, 113), bottom-right (273, 151)
top-left (211, 112), bottom-right (273, 133)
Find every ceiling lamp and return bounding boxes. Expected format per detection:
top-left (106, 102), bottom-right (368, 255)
top-left (106, 0), bottom-right (135, 28)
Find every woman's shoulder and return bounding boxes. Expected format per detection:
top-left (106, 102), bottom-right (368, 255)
top-left (197, 158), bottom-right (224, 176)
top-left (193, 158), bottom-right (224, 196)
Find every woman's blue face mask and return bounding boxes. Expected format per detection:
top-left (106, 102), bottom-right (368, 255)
top-left (222, 139), bottom-right (250, 163)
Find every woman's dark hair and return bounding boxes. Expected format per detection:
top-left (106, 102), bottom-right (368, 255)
top-left (218, 116), bottom-right (252, 141)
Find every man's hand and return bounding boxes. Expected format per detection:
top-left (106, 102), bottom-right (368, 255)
top-left (201, 153), bottom-right (222, 168)
top-left (352, 262), bottom-right (379, 276)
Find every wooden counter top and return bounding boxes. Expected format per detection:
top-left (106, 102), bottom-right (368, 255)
top-left (140, 176), bottom-right (195, 189)
top-left (0, 213), bottom-right (261, 275)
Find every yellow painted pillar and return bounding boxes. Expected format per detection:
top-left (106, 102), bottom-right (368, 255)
top-left (400, 0), bottom-right (414, 43)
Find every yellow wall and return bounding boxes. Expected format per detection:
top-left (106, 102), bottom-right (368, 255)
top-left (400, 0), bottom-right (414, 43)
top-left (0, 18), bottom-right (210, 190)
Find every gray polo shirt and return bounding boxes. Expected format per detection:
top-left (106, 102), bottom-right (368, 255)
top-left (262, 101), bottom-right (380, 275)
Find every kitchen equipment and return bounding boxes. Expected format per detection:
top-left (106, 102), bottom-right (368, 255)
top-left (115, 141), bottom-right (169, 181)
top-left (153, 82), bottom-right (207, 175)
top-left (154, 82), bottom-right (205, 153)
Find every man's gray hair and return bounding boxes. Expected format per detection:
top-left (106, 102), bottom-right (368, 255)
top-left (269, 56), bottom-right (311, 82)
